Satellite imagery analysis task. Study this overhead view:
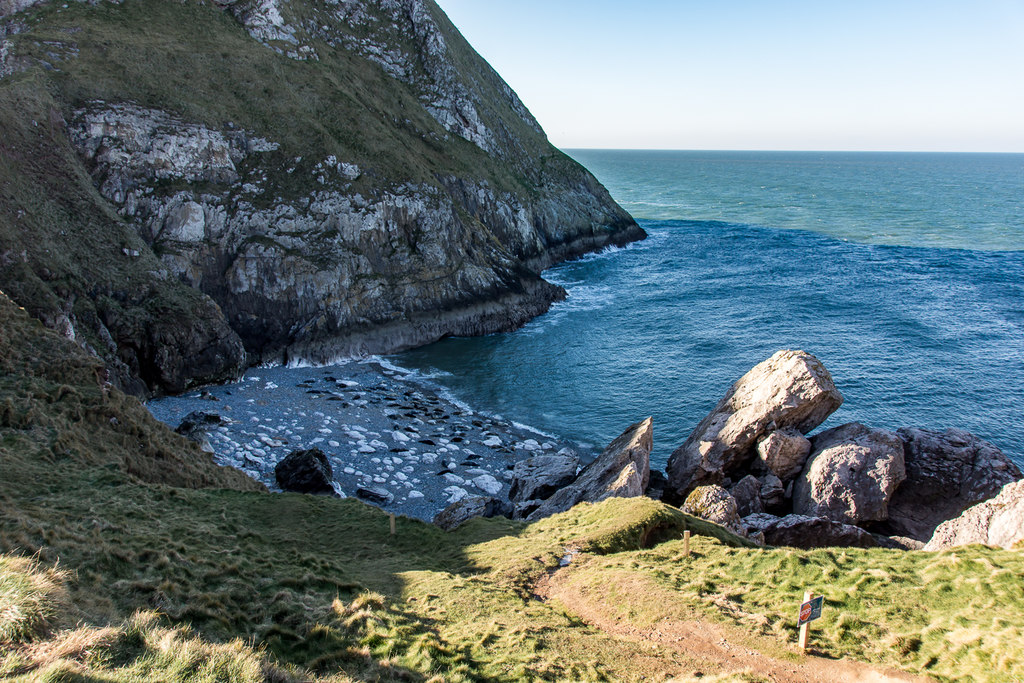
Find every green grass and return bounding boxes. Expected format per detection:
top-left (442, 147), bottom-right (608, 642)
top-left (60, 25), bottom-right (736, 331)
top-left (554, 535), bottom-right (1024, 681)
top-left (3, 286), bottom-right (1024, 681)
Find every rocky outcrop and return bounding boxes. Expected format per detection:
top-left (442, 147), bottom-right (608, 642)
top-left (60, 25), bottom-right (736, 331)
top-left (0, 0), bottom-right (642, 395)
top-left (433, 495), bottom-right (509, 531)
top-left (1, 0), bottom-right (43, 19)
top-left (879, 428), bottom-right (1023, 541)
top-left (744, 513), bottom-right (877, 549)
top-left (794, 422), bottom-right (906, 525)
top-left (924, 480), bottom-right (1024, 551)
top-left (665, 350), bottom-right (843, 501)
top-left (274, 448), bottom-right (336, 495)
top-left (509, 453), bottom-right (580, 504)
top-left (527, 418), bottom-right (652, 521)
top-left (682, 485), bottom-right (746, 538)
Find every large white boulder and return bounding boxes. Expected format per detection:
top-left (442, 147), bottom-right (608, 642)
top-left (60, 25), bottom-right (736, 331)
top-left (666, 350), bottom-right (843, 501)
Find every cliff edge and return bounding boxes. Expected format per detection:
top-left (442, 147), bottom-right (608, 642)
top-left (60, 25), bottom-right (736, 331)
top-left (0, 0), bottom-right (643, 394)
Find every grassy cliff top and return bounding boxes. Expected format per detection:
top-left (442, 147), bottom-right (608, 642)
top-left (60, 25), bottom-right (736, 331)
top-left (1, 289), bottom-right (1023, 682)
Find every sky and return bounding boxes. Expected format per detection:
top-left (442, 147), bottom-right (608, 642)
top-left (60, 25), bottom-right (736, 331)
top-left (433, 0), bottom-right (1024, 152)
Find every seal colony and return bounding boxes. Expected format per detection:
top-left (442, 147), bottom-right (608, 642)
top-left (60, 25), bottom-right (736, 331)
top-left (147, 360), bottom-right (587, 522)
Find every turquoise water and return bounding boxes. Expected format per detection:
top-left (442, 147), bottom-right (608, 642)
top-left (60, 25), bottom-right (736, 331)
top-left (396, 151), bottom-right (1024, 469)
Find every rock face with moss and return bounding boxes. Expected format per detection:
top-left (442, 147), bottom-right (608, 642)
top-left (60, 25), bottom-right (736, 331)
top-left (0, 0), bottom-right (643, 394)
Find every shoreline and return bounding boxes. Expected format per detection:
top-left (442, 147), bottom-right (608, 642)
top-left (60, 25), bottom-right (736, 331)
top-left (147, 358), bottom-right (591, 521)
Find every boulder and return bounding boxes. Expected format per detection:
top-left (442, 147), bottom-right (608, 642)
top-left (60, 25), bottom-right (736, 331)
top-left (356, 486), bottom-right (393, 504)
top-left (527, 418), bottom-right (652, 521)
top-left (759, 514), bottom-right (877, 549)
top-left (759, 473), bottom-right (786, 511)
top-left (755, 428), bottom-right (812, 481)
top-left (730, 475), bottom-right (764, 516)
top-left (880, 428), bottom-right (1023, 541)
top-left (741, 512), bottom-right (780, 535)
top-left (433, 496), bottom-right (510, 531)
top-left (871, 534), bottom-right (925, 551)
top-left (175, 410), bottom-right (225, 453)
top-left (924, 480), bottom-right (1024, 551)
top-left (508, 453), bottom-right (579, 503)
top-left (682, 485), bottom-right (746, 537)
top-left (665, 350), bottom-right (842, 501)
top-left (793, 423), bottom-right (905, 525)
top-left (274, 448), bottom-right (335, 495)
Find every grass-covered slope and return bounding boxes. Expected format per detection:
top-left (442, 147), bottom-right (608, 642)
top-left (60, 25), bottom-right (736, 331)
top-left (0, 75), bottom-right (247, 395)
top-left (2, 289), bottom-right (1024, 682)
top-left (0, 0), bottom-right (642, 393)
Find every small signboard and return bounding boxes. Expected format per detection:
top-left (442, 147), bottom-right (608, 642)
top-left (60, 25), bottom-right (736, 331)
top-left (798, 595), bottom-right (824, 625)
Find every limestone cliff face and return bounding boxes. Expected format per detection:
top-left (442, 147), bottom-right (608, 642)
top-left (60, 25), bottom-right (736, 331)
top-left (0, 0), bottom-right (643, 392)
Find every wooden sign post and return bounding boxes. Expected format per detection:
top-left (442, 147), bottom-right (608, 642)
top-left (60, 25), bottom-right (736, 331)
top-left (683, 530), bottom-right (691, 557)
top-left (798, 591), bottom-right (824, 651)
top-left (389, 513), bottom-right (396, 535)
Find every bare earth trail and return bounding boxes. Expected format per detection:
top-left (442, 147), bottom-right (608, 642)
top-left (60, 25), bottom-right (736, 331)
top-left (534, 568), bottom-right (932, 683)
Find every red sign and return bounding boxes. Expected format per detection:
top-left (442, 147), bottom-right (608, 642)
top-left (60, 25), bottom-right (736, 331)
top-left (798, 595), bottom-right (824, 625)
top-left (799, 603), bottom-right (813, 623)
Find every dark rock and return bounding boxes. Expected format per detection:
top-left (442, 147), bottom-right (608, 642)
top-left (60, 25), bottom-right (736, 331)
top-left (433, 496), bottom-right (509, 531)
top-left (730, 475), bottom-right (764, 517)
top-left (879, 427), bottom-right (1023, 541)
top-left (508, 453), bottom-right (580, 504)
top-left (274, 448), bottom-right (335, 495)
top-left (760, 514), bottom-right (877, 549)
top-left (175, 410), bottom-right (226, 453)
top-left (759, 473), bottom-right (785, 512)
top-left (666, 350), bottom-right (843, 502)
top-left (794, 422), bottom-right (905, 525)
top-left (646, 469), bottom-right (668, 501)
top-left (356, 486), bottom-right (393, 504)
top-left (527, 418), bottom-right (653, 521)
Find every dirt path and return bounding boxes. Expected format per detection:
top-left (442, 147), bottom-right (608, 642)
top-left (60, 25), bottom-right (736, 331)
top-left (533, 569), bottom-right (932, 683)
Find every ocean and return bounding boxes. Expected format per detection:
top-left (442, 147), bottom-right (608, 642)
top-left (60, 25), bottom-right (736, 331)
top-left (396, 150), bottom-right (1024, 470)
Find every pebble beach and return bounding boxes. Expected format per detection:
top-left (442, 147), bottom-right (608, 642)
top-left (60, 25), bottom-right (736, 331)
top-left (146, 359), bottom-right (586, 521)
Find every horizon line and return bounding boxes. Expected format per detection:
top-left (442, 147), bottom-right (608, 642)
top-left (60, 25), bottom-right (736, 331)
top-left (560, 147), bottom-right (1024, 155)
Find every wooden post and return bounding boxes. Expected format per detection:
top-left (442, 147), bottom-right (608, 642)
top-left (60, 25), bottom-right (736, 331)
top-left (799, 590), bottom-right (813, 651)
top-left (683, 530), bottom-right (691, 557)
top-left (389, 513), bottom-right (396, 535)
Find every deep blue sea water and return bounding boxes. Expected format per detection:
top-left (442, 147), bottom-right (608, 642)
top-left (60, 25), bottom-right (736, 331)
top-left (397, 151), bottom-right (1024, 470)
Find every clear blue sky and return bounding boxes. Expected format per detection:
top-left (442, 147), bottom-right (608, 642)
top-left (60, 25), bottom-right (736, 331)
top-left (433, 0), bottom-right (1024, 152)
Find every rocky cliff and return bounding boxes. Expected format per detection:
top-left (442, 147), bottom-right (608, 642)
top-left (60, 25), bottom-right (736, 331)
top-left (0, 0), bottom-right (643, 395)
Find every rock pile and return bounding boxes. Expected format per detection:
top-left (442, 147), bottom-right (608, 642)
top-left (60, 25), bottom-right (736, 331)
top-left (660, 350), bottom-right (1022, 549)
